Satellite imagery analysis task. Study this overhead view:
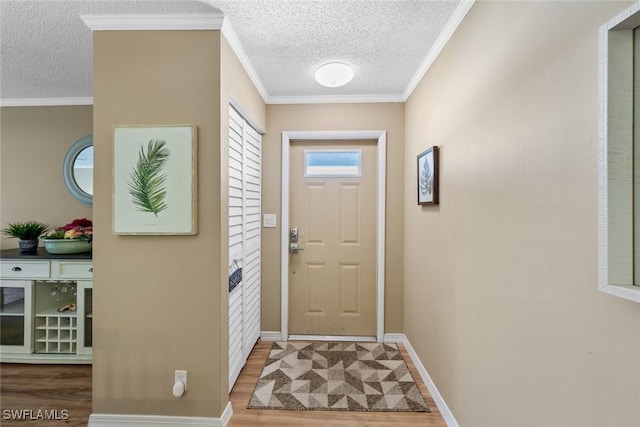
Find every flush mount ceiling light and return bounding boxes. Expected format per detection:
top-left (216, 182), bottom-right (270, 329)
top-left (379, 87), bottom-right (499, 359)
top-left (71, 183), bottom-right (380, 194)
top-left (314, 62), bottom-right (354, 88)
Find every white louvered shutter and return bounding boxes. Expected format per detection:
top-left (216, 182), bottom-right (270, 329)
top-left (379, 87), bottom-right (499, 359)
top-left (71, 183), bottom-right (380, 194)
top-left (228, 106), bottom-right (261, 390)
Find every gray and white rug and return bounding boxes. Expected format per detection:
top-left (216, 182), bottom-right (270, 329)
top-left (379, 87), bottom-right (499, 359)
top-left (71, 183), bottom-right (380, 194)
top-left (248, 341), bottom-right (429, 412)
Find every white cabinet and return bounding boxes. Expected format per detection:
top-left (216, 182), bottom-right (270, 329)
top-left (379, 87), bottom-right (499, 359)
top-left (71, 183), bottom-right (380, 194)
top-left (0, 251), bottom-right (92, 363)
top-left (228, 106), bottom-right (262, 390)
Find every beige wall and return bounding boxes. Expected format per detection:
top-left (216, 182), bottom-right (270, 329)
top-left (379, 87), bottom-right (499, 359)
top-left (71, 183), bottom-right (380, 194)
top-left (92, 31), bottom-right (225, 417)
top-left (262, 103), bottom-right (405, 334)
top-left (0, 106), bottom-right (93, 248)
top-left (404, 1), bottom-right (640, 426)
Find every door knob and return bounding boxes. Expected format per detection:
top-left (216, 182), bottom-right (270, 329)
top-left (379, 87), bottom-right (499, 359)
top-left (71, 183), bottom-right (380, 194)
top-left (290, 242), bottom-right (304, 254)
top-left (290, 227), bottom-right (298, 243)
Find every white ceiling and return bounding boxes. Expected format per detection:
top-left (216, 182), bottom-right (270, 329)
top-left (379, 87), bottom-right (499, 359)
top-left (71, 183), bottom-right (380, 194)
top-left (0, 0), bottom-right (470, 105)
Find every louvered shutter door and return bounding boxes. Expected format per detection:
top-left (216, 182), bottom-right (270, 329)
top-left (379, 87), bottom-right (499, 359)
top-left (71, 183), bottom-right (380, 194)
top-left (228, 106), bottom-right (262, 391)
top-left (242, 124), bottom-right (261, 358)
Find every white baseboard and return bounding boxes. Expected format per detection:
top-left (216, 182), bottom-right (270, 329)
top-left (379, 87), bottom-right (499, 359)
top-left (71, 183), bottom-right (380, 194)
top-left (382, 333), bottom-right (405, 343)
top-left (260, 331), bottom-right (282, 341)
top-left (219, 403), bottom-right (233, 426)
top-left (398, 334), bottom-right (460, 427)
top-left (88, 402), bottom-right (233, 427)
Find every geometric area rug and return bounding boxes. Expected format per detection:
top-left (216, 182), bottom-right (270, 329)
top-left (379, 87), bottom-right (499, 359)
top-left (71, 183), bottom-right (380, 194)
top-left (248, 341), bottom-right (429, 412)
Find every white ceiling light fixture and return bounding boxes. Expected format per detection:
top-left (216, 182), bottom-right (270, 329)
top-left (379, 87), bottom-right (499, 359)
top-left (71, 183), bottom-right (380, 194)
top-left (314, 62), bottom-right (354, 88)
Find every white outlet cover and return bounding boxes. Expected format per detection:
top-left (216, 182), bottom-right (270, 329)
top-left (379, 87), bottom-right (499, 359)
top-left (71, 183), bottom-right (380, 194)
top-left (263, 214), bottom-right (277, 228)
top-left (175, 370), bottom-right (187, 390)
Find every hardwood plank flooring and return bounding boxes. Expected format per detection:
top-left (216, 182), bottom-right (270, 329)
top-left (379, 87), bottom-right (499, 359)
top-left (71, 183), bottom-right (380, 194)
top-left (0, 363), bottom-right (91, 426)
top-left (229, 341), bottom-right (447, 426)
top-left (0, 341), bottom-right (445, 426)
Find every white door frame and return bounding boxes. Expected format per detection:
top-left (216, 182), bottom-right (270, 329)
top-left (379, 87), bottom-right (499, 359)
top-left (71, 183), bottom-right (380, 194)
top-left (281, 130), bottom-right (387, 342)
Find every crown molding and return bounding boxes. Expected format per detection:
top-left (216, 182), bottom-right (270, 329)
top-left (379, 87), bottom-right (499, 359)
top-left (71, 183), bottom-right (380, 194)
top-left (402, 0), bottom-right (475, 101)
top-left (0, 97), bottom-right (93, 107)
top-left (267, 93), bottom-right (405, 105)
top-left (80, 13), bottom-right (224, 31)
top-left (221, 18), bottom-right (269, 102)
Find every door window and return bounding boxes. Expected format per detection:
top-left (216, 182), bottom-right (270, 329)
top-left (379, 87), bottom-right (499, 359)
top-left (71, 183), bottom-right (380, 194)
top-left (304, 150), bottom-right (362, 177)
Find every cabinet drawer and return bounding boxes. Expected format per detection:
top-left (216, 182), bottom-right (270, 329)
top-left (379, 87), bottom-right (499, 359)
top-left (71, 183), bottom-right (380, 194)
top-left (1, 261), bottom-right (50, 279)
top-left (56, 262), bottom-right (93, 279)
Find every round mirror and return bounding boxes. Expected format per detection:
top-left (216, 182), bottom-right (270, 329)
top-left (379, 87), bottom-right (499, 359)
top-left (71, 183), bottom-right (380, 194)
top-left (63, 134), bottom-right (93, 206)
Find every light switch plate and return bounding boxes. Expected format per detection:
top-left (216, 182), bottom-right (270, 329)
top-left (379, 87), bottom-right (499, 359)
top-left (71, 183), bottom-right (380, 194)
top-left (263, 214), bottom-right (277, 228)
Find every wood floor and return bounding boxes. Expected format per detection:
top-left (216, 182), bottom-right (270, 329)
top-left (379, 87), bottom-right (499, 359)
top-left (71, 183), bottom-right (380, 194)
top-left (0, 363), bottom-right (92, 426)
top-left (0, 341), bottom-right (445, 427)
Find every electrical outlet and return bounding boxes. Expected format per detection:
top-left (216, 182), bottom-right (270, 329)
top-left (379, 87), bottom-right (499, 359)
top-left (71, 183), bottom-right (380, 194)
top-left (175, 370), bottom-right (187, 390)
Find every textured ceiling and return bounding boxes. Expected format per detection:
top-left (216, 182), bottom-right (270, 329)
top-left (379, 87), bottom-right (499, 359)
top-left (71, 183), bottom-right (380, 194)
top-left (0, 0), bottom-right (216, 100)
top-left (0, 0), bottom-right (464, 103)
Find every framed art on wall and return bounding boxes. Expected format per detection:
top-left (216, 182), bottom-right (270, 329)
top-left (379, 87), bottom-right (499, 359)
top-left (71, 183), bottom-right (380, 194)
top-left (113, 125), bottom-right (197, 235)
top-left (417, 146), bottom-right (439, 205)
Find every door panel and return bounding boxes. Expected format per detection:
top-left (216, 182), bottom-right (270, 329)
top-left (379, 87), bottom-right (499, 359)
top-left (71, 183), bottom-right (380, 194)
top-left (306, 263), bottom-right (327, 314)
top-left (339, 264), bottom-right (360, 314)
top-left (306, 184), bottom-right (327, 244)
top-left (340, 184), bottom-right (360, 244)
top-left (289, 141), bottom-right (376, 336)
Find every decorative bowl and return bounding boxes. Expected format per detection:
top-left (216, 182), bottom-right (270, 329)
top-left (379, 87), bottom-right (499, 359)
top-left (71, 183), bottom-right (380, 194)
top-left (43, 239), bottom-right (92, 255)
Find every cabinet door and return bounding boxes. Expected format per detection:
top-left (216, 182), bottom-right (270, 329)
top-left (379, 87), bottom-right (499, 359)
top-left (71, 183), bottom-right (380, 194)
top-left (0, 280), bottom-right (33, 354)
top-left (76, 281), bottom-right (93, 356)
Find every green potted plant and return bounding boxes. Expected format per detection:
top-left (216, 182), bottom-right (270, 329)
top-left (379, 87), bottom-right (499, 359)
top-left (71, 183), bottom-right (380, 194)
top-left (1, 220), bottom-right (49, 253)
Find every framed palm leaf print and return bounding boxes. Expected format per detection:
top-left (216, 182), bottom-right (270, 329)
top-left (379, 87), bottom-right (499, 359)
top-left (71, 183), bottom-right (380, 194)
top-left (113, 125), bottom-right (197, 235)
top-left (417, 146), bottom-right (439, 205)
